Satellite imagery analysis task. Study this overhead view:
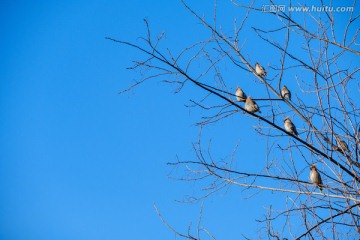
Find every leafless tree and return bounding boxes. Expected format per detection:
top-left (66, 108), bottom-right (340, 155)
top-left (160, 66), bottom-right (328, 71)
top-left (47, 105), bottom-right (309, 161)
top-left (107, 0), bottom-right (360, 239)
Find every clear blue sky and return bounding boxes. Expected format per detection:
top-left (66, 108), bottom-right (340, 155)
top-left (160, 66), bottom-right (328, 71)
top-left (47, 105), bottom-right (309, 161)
top-left (3, 1), bottom-right (356, 239)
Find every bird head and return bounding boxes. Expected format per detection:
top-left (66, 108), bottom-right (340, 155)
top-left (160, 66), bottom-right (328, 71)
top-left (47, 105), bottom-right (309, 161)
top-left (335, 136), bottom-right (342, 143)
top-left (284, 116), bottom-right (290, 122)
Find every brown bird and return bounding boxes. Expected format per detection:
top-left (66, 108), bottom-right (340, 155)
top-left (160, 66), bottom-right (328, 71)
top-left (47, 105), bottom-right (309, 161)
top-left (235, 86), bottom-right (247, 102)
top-left (336, 137), bottom-right (349, 152)
top-left (310, 164), bottom-right (323, 192)
top-left (281, 85), bottom-right (291, 100)
top-left (245, 96), bottom-right (261, 113)
top-left (284, 116), bottom-right (298, 136)
top-left (255, 62), bottom-right (267, 77)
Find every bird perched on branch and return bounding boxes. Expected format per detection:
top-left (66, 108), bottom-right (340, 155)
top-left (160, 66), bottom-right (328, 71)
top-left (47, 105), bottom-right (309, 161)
top-left (255, 62), bottom-right (267, 77)
top-left (336, 137), bottom-right (349, 153)
top-left (245, 96), bottom-right (261, 113)
top-left (235, 86), bottom-right (247, 102)
top-left (281, 85), bottom-right (291, 100)
top-left (310, 164), bottom-right (323, 192)
top-left (284, 116), bottom-right (298, 136)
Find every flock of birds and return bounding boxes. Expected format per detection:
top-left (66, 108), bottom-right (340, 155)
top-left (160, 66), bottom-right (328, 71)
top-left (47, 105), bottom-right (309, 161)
top-left (232, 62), bottom-right (351, 193)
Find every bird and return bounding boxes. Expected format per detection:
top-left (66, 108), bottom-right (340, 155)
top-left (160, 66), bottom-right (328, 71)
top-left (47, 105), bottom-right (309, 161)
top-left (336, 137), bottom-right (349, 152)
top-left (245, 96), bottom-right (261, 113)
top-left (255, 62), bottom-right (267, 77)
top-left (235, 86), bottom-right (247, 102)
top-left (284, 116), bottom-right (298, 136)
top-left (281, 85), bottom-right (291, 100)
top-left (310, 164), bottom-right (323, 192)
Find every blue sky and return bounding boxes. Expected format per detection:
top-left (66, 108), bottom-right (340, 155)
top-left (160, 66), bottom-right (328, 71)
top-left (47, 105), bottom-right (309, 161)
top-left (1, 1), bottom-right (358, 239)
top-left (0, 1), bottom-right (259, 239)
